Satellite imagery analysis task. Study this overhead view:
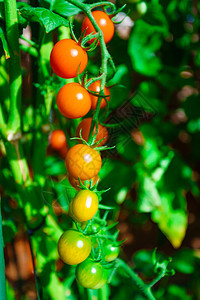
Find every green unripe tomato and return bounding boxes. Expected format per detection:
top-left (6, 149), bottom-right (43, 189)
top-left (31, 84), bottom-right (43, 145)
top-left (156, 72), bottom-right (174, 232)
top-left (104, 243), bottom-right (120, 262)
top-left (57, 229), bottom-right (91, 265)
top-left (76, 258), bottom-right (108, 289)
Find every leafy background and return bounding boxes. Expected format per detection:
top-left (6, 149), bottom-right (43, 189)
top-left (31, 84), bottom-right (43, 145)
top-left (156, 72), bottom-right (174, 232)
top-left (0, 0), bottom-right (200, 299)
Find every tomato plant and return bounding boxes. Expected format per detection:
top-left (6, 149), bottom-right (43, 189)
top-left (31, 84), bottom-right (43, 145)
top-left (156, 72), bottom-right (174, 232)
top-left (69, 190), bottom-right (99, 222)
top-left (1, 0), bottom-right (197, 299)
top-left (82, 11), bottom-right (115, 44)
top-left (65, 144), bottom-right (102, 180)
top-left (50, 39), bottom-right (88, 78)
top-left (76, 258), bottom-right (108, 289)
top-left (76, 118), bottom-right (108, 146)
top-left (56, 82), bottom-right (92, 119)
top-left (57, 229), bottom-right (91, 265)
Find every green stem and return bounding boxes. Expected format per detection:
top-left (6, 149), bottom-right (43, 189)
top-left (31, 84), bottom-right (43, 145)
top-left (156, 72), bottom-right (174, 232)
top-left (0, 198), bottom-right (7, 300)
top-left (117, 259), bottom-right (156, 300)
top-left (4, 0), bottom-right (22, 134)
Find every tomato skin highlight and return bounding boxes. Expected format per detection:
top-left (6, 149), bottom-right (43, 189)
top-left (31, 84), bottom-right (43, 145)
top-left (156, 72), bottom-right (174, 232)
top-left (65, 144), bottom-right (102, 180)
top-left (76, 118), bottom-right (108, 146)
top-left (76, 258), bottom-right (108, 289)
top-left (82, 11), bottom-right (115, 44)
top-left (56, 83), bottom-right (91, 119)
top-left (50, 39), bottom-right (88, 78)
top-left (57, 229), bottom-right (91, 265)
top-left (88, 81), bottom-right (111, 110)
top-left (68, 174), bottom-right (100, 190)
top-left (104, 243), bottom-right (120, 262)
top-left (70, 190), bottom-right (99, 222)
top-left (49, 130), bottom-right (68, 157)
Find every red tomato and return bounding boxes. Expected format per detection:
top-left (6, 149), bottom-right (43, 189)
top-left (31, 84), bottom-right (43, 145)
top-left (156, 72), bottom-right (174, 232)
top-left (88, 81), bottom-right (111, 110)
top-left (49, 130), bottom-right (68, 157)
top-left (82, 11), bottom-right (115, 44)
top-left (56, 83), bottom-right (91, 119)
top-left (65, 144), bottom-right (102, 180)
top-left (50, 39), bottom-right (88, 78)
top-left (76, 118), bottom-right (108, 146)
top-left (68, 174), bottom-right (100, 190)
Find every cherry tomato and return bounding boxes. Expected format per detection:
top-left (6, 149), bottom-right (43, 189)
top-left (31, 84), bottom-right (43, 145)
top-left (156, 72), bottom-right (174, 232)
top-left (56, 83), bottom-right (91, 119)
top-left (70, 190), bottom-right (99, 222)
top-left (68, 174), bottom-right (100, 190)
top-left (76, 258), bottom-right (108, 289)
top-left (57, 229), bottom-right (91, 265)
top-left (88, 81), bottom-right (111, 110)
top-left (49, 130), bottom-right (68, 157)
top-left (104, 243), bottom-right (120, 262)
top-left (50, 39), bottom-right (88, 79)
top-left (76, 118), bottom-right (108, 146)
top-left (65, 144), bottom-right (102, 180)
top-left (82, 11), bottom-right (115, 44)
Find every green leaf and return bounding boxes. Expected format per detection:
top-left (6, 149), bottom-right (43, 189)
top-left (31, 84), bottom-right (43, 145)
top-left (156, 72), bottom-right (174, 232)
top-left (171, 249), bottom-right (195, 274)
top-left (19, 7), bottom-right (68, 33)
top-left (0, 27), bottom-right (10, 59)
top-left (128, 20), bottom-right (163, 76)
top-left (137, 176), bottom-right (161, 212)
top-left (53, 0), bottom-right (84, 17)
top-left (152, 205), bottom-right (187, 248)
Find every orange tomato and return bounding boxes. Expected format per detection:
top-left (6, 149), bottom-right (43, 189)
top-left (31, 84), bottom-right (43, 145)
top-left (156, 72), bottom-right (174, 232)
top-left (76, 118), bottom-right (108, 146)
top-left (56, 83), bottom-right (92, 119)
top-left (68, 173), bottom-right (100, 190)
top-left (82, 11), bottom-right (115, 44)
top-left (49, 130), bottom-right (68, 157)
top-left (88, 80), bottom-right (111, 109)
top-left (50, 39), bottom-right (88, 78)
top-left (65, 144), bottom-right (102, 180)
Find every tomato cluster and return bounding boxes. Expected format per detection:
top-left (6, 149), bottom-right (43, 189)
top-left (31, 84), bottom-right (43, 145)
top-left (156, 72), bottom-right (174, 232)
top-left (51, 10), bottom-right (119, 290)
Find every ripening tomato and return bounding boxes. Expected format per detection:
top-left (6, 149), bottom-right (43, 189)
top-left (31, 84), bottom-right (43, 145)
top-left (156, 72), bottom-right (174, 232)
top-left (104, 243), bottom-right (120, 262)
top-left (76, 258), bottom-right (108, 289)
top-left (49, 130), bottom-right (68, 157)
top-left (57, 229), bottom-right (91, 265)
top-left (76, 118), bottom-right (108, 146)
top-left (68, 174), bottom-right (100, 190)
top-left (82, 11), bottom-right (115, 44)
top-left (65, 144), bottom-right (102, 180)
top-left (70, 190), bottom-right (99, 222)
top-left (56, 83), bottom-right (91, 119)
top-left (88, 81), bottom-right (111, 110)
top-left (50, 39), bottom-right (88, 78)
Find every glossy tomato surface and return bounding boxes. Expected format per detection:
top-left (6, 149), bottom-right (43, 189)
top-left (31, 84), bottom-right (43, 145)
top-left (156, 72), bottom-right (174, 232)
top-left (76, 118), bottom-right (108, 146)
top-left (70, 190), bottom-right (99, 222)
top-left (65, 144), bottom-right (102, 180)
top-left (57, 229), bottom-right (91, 265)
top-left (68, 174), bottom-right (100, 190)
top-left (76, 258), bottom-right (107, 289)
top-left (88, 81), bottom-right (111, 109)
top-left (56, 83), bottom-right (91, 119)
top-left (82, 11), bottom-right (115, 44)
top-left (50, 39), bottom-right (88, 78)
top-left (104, 243), bottom-right (120, 262)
